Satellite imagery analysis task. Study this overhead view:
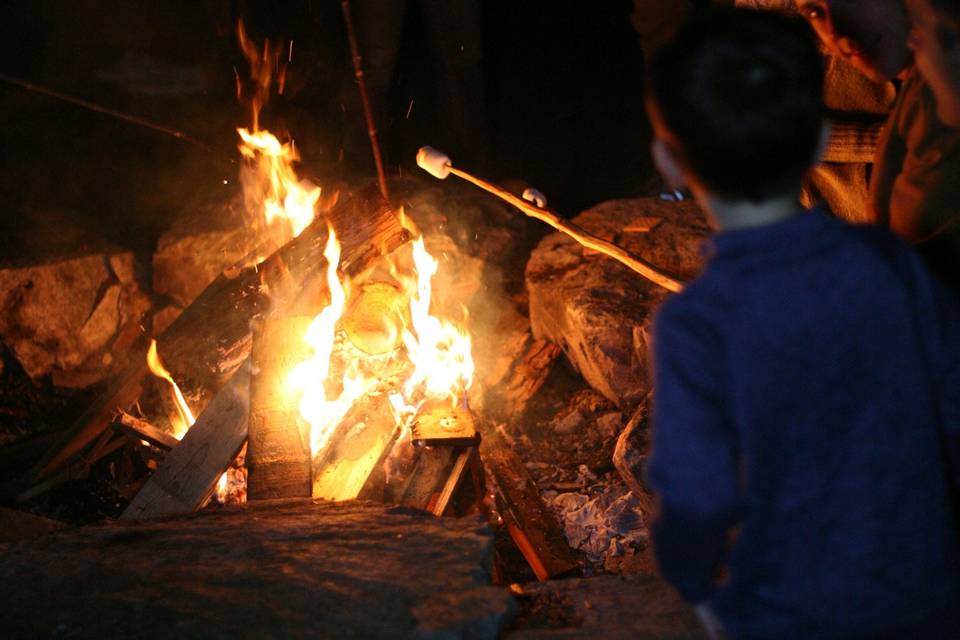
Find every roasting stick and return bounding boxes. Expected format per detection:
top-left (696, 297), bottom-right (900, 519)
top-left (416, 146), bottom-right (683, 293)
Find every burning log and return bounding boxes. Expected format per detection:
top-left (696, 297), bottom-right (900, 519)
top-left (112, 411), bottom-right (179, 451)
top-left (247, 316), bottom-right (313, 500)
top-left (33, 185), bottom-right (406, 483)
top-left (121, 367), bottom-right (250, 520)
top-left (311, 393), bottom-right (399, 501)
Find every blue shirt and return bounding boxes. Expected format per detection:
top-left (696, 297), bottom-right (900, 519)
top-left (648, 207), bottom-right (960, 639)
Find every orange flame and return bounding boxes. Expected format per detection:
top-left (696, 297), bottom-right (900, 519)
top-left (287, 228), bottom-right (373, 457)
top-left (146, 339), bottom-right (195, 439)
top-left (236, 21), bottom-right (318, 243)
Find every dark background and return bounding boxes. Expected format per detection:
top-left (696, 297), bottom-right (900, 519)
top-left (0, 1), bottom-right (654, 256)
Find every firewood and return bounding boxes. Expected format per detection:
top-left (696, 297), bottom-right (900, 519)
top-left (247, 316), bottom-right (313, 500)
top-left (411, 403), bottom-right (478, 446)
top-left (112, 411), bottom-right (179, 451)
top-left (311, 393), bottom-right (399, 501)
top-left (393, 445), bottom-right (459, 510)
top-left (121, 367), bottom-right (250, 520)
top-left (482, 429), bottom-right (580, 581)
top-left (34, 185), bottom-right (406, 482)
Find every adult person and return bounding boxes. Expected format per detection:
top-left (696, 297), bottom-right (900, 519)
top-left (798, 0), bottom-right (960, 291)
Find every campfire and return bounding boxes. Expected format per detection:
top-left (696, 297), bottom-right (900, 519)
top-left (0, 4), bottom-right (724, 637)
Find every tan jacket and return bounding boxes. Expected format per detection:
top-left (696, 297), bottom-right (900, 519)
top-left (871, 68), bottom-right (960, 290)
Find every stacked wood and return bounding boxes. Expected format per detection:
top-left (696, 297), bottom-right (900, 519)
top-left (121, 367), bottom-right (251, 520)
top-left (526, 197), bottom-right (708, 406)
top-left (32, 185), bottom-right (406, 484)
top-left (247, 316), bottom-right (313, 500)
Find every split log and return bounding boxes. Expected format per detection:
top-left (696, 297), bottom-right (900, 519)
top-left (34, 185), bottom-right (406, 482)
top-left (393, 444), bottom-right (483, 516)
top-left (311, 393), bottom-right (399, 501)
top-left (121, 367), bottom-right (250, 520)
top-left (247, 316), bottom-right (313, 500)
top-left (482, 430), bottom-right (581, 581)
top-left (112, 411), bottom-right (179, 451)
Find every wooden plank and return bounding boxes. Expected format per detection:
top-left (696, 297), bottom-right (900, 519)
top-left (431, 447), bottom-right (474, 516)
top-left (395, 445), bottom-right (459, 510)
top-left (311, 394), bottom-right (398, 501)
top-left (247, 316), bottom-right (313, 500)
top-left (34, 185), bottom-right (406, 481)
top-left (411, 403), bottom-right (478, 446)
top-left (120, 367), bottom-right (250, 520)
top-left (113, 411), bottom-right (179, 451)
top-left (482, 429), bottom-right (580, 581)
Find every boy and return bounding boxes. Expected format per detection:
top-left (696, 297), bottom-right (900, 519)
top-left (645, 8), bottom-right (960, 638)
top-left (797, 0), bottom-right (960, 292)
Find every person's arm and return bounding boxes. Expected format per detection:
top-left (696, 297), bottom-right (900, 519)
top-left (645, 299), bottom-right (740, 603)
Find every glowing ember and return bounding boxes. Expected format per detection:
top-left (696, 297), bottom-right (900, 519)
top-left (146, 339), bottom-right (195, 439)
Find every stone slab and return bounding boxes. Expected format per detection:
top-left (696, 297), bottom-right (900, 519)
top-left (0, 499), bottom-right (516, 639)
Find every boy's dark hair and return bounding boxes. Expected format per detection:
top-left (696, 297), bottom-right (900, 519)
top-left (647, 8), bottom-right (824, 202)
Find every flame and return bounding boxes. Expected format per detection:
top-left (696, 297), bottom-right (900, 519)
top-left (284, 221), bottom-right (474, 473)
top-left (238, 127), bottom-right (319, 239)
top-left (288, 228), bottom-right (373, 456)
top-left (399, 237), bottom-right (474, 408)
top-left (216, 472), bottom-right (229, 503)
top-left (236, 21), bottom-right (319, 242)
top-left (146, 339), bottom-right (195, 439)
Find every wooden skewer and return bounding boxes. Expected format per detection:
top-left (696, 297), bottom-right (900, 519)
top-left (445, 166), bottom-right (683, 292)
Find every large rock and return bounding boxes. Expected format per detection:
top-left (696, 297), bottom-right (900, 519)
top-left (152, 193), bottom-right (262, 308)
top-left (0, 498), bottom-right (516, 639)
top-left (0, 219), bottom-right (152, 388)
top-left (526, 199), bottom-right (708, 406)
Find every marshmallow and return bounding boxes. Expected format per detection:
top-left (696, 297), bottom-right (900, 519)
top-left (522, 188), bottom-right (548, 208)
top-left (416, 146), bottom-right (451, 179)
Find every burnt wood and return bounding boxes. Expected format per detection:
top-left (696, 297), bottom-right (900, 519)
top-left (482, 429), bottom-right (581, 581)
top-left (33, 185), bottom-right (405, 482)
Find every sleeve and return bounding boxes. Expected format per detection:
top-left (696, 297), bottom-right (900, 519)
top-left (645, 297), bottom-right (740, 604)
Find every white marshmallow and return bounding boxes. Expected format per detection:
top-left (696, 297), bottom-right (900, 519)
top-left (416, 146), bottom-right (451, 179)
top-left (522, 188), bottom-right (547, 208)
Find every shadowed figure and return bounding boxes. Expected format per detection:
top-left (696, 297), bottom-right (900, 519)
top-left (339, 0), bottom-right (488, 176)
